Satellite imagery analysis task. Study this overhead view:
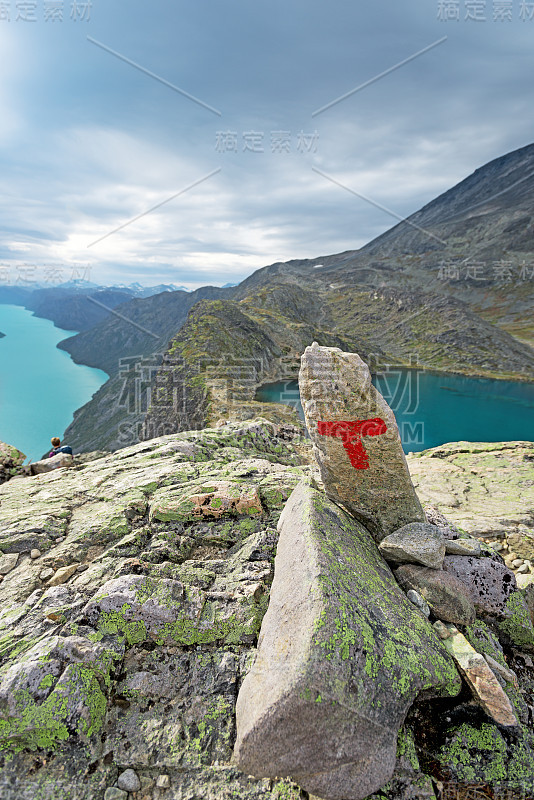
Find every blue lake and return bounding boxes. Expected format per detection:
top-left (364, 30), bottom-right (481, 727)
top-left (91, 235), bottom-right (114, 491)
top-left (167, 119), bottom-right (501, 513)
top-left (0, 305), bottom-right (108, 461)
top-left (255, 370), bottom-right (534, 452)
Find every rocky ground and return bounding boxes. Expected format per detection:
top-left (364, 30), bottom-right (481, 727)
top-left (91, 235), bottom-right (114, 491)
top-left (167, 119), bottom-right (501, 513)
top-left (0, 423), bottom-right (533, 799)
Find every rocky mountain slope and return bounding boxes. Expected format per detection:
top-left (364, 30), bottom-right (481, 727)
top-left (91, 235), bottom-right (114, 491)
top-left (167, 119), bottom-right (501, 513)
top-left (57, 144), bottom-right (534, 453)
top-left (0, 421), bottom-right (533, 800)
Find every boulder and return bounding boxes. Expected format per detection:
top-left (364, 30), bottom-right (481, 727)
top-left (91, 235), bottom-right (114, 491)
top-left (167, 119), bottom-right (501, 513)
top-left (442, 554), bottom-right (516, 617)
top-left (29, 453), bottom-right (73, 475)
top-left (394, 564), bottom-right (476, 626)
top-left (233, 483), bottom-right (460, 800)
top-left (298, 343), bottom-right (425, 540)
top-left (378, 523), bottom-right (445, 569)
top-left (0, 442), bottom-right (26, 485)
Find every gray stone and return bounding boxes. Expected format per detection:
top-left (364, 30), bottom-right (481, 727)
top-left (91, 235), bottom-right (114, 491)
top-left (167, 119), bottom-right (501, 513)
top-left (379, 523), bottom-right (445, 569)
top-left (29, 452), bottom-right (73, 475)
top-left (444, 538), bottom-right (482, 557)
top-left (46, 563), bottom-right (80, 587)
top-left (298, 343), bottom-right (425, 541)
top-left (117, 768), bottom-right (141, 792)
top-left (484, 653), bottom-right (517, 685)
top-left (407, 589), bottom-right (430, 617)
top-left (517, 563), bottom-right (530, 574)
top-left (30, 549), bottom-right (41, 560)
top-left (442, 554), bottom-right (516, 617)
top-left (517, 572), bottom-right (534, 590)
top-left (39, 567), bottom-right (54, 581)
top-left (104, 789), bottom-right (127, 800)
top-left (0, 553), bottom-right (19, 575)
top-left (441, 627), bottom-right (518, 727)
top-left (234, 483), bottom-right (460, 800)
top-left (394, 564), bottom-right (476, 626)
top-left (156, 774), bottom-right (171, 789)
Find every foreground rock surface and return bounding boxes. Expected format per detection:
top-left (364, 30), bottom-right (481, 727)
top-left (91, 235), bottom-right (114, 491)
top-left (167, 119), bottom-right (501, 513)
top-left (234, 483), bottom-right (460, 800)
top-left (1, 426), bottom-right (534, 800)
top-left (0, 420), bottom-right (310, 800)
top-left (299, 343), bottom-right (425, 540)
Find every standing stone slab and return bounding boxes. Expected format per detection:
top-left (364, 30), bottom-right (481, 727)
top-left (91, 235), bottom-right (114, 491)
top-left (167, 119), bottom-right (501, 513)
top-left (299, 343), bottom-right (425, 540)
top-left (233, 483), bottom-right (460, 800)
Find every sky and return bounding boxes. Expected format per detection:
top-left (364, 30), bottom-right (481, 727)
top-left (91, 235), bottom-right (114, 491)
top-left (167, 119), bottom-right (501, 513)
top-left (1, 0), bottom-right (534, 289)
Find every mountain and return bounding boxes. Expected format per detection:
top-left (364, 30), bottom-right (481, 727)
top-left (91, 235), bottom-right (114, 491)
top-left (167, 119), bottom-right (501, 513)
top-left (62, 143), bottom-right (534, 451)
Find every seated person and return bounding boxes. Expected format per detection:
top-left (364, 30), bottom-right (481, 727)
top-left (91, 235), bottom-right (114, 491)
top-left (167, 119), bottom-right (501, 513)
top-left (48, 437), bottom-right (73, 458)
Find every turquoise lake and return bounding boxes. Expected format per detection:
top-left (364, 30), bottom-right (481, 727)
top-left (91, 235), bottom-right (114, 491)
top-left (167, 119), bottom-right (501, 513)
top-left (0, 305), bottom-right (108, 461)
top-left (255, 370), bottom-right (534, 452)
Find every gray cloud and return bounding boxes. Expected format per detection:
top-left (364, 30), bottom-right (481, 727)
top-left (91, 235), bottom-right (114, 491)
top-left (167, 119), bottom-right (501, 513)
top-left (0, 1), bottom-right (533, 288)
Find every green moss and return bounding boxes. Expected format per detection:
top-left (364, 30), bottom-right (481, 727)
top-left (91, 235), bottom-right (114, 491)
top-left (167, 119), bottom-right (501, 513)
top-left (310, 492), bottom-right (461, 704)
top-left (498, 590), bottom-right (534, 649)
top-left (0, 663), bottom-right (107, 754)
top-left (439, 721), bottom-right (534, 788)
top-left (396, 727), bottom-right (420, 771)
top-left (97, 608), bottom-right (148, 646)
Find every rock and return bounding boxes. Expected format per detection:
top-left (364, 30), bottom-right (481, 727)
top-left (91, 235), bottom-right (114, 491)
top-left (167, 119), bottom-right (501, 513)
top-left (30, 549), bottom-right (41, 560)
top-left (39, 568), bottom-right (55, 581)
top-left (0, 553), bottom-right (19, 575)
top-left (442, 554), bottom-right (516, 617)
top-left (517, 572), bottom-right (534, 590)
top-left (379, 523), bottom-right (445, 569)
top-left (394, 564), bottom-right (476, 626)
top-left (234, 483), bottom-right (460, 800)
top-left (444, 538), bottom-right (481, 557)
top-left (423, 505), bottom-right (461, 538)
top-left (497, 590), bottom-right (534, 651)
top-left (117, 768), bottom-right (141, 792)
top-left (484, 653), bottom-right (517, 685)
top-left (512, 558), bottom-right (524, 568)
top-left (0, 441), bottom-right (26, 485)
top-left (408, 442), bottom-right (534, 541)
top-left (298, 343), bottom-right (425, 541)
top-left (156, 774), bottom-right (171, 789)
top-left (433, 620), bottom-right (451, 639)
top-left (517, 563), bottom-right (530, 574)
top-left (46, 564), bottom-right (80, 587)
top-left (104, 789), bottom-right (127, 800)
top-left (407, 590), bottom-right (430, 617)
top-left (441, 626), bottom-right (518, 727)
top-left (29, 452), bottom-right (73, 475)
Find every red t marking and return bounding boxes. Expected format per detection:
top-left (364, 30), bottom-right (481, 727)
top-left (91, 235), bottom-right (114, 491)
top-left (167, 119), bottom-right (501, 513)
top-left (317, 418), bottom-right (387, 470)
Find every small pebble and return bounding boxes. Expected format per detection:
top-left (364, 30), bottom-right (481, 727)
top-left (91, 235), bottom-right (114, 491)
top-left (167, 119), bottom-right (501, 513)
top-left (30, 549), bottom-right (41, 560)
top-left (55, 537), bottom-right (65, 544)
top-left (433, 620), bottom-right (451, 639)
top-left (117, 768), bottom-right (141, 793)
top-left (156, 774), bottom-right (171, 789)
top-left (517, 564), bottom-right (530, 574)
top-left (104, 789), bottom-right (127, 800)
top-left (407, 589), bottom-right (430, 617)
top-left (40, 568), bottom-right (55, 581)
top-left (512, 559), bottom-right (524, 569)
top-left (444, 539), bottom-right (481, 557)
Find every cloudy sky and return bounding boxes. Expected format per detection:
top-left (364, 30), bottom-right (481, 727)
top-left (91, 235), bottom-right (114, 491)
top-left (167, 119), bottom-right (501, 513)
top-left (1, 0), bottom-right (534, 288)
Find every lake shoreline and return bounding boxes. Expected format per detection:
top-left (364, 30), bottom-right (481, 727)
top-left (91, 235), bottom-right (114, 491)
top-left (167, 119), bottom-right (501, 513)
top-left (0, 305), bottom-right (109, 461)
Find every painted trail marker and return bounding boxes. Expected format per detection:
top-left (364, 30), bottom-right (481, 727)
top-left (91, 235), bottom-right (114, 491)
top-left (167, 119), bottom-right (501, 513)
top-left (299, 343), bottom-right (425, 541)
